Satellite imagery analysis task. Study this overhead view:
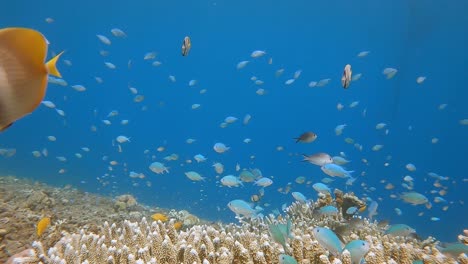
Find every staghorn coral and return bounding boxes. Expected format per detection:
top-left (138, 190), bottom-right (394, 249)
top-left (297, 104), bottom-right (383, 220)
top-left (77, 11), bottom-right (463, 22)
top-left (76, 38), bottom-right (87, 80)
top-left (9, 188), bottom-right (467, 264)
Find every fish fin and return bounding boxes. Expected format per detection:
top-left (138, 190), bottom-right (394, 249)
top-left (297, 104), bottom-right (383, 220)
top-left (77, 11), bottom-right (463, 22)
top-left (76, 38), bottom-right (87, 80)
top-left (335, 232), bottom-right (346, 248)
top-left (0, 122), bottom-right (14, 132)
top-left (45, 51), bottom-right (64, 78)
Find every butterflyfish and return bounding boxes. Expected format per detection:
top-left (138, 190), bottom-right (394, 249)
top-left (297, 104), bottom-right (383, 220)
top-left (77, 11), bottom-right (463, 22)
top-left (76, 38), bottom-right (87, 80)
top-left (37, 217), bottom-right (51, 237)
top-left (0, 27), bottom-right (63, 131)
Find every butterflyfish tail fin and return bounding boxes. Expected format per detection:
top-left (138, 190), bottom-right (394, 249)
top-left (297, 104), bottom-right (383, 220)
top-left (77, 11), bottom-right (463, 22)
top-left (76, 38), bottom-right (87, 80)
top-left (45, 51), bottom-right (64, 78)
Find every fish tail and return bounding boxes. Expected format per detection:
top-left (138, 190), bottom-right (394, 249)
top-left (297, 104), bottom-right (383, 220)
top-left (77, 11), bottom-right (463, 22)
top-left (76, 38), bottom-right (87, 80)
top-left (293, 137), bottom-right (300, 143)
top-left (301, 154), bottom-right (309, 161)
top-left (46, 51), bottom-right (64, 78)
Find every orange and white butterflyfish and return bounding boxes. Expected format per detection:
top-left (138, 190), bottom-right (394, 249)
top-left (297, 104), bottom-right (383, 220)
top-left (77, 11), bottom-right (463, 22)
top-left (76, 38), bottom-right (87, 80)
top-left (0, 27), bottom-right (64, 132)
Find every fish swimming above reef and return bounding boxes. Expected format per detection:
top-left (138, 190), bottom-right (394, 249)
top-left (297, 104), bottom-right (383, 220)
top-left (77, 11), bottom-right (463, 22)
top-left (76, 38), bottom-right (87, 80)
top-left (269, 219), bottom-right (293, 253)
top-left (312, 227), bottom-right (344, 256)
top-left (321, 163), bottom-right (354, 178)
top-left (227, 199), bottom-right (262, 218)
top-left (400, 191), bottom-right (429, 205)
top-left (437, 243), bottom-right (468, 259)
top-left (302, 153), bottom-right (333, 166)
top-left (341, 64), bottom-right (352, 89)
top-left (279, 254), bottom-right (298, 264)
top-left (343, 240), bottom-right (370, 264)
top-left (368, 200), bottom-right (378, 220)
top-left (0, 27), bottom-right (63, 131)
top-left (37, 217), bottom-right (51, 237)
top-left (294, 131), bottom-right (317, 143)
top-left (181, 36), bottom-right (191, 56)
top-left (384, 224), bottom-right (416, 237)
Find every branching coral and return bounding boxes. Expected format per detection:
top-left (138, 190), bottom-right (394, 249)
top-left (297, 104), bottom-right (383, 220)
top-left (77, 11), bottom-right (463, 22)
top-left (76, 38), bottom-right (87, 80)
top-left (9, 190), bottom-right (466, 264)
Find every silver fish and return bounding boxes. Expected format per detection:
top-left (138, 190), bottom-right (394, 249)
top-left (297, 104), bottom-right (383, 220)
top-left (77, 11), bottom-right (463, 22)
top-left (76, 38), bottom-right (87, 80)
top-left (302, 153), bottom-right (333, 166)
top-left (294, 131), bottom-right (317, 143)
top-left (341, 64), bottom-right (352, 89)
top-left (181, 36), bottom-right (191, 56)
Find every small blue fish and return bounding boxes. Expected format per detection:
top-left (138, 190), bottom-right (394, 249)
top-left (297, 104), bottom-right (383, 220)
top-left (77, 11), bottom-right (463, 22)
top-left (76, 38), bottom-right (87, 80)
top-left (384, 224), bottom-right (416, 237)
top-left (321, 163), bottom-right (354, 178)
top-left (319, 205), bottom-right (339, 216)
top-left (312, 227), bottom-right (343, 256)
top-left (227, 199), bottom-right (261, 218)
top-left (368, 201), bottom-right (378, 220)
top-left (313, 183), bottom-right (331, 194)
top-left (279, 254), bottom-right (298, 264)
top-left (400, 192), bottom-right (428, 205)
top-left (291, 192), bottom-right (307, 203)
top-left (269, 219), bottom-right (293, 252)
top-left (346, 206), bottom-right (358, 215)
top-left (438, 243), bottom-right (468, 259)
top-left (433, 196), bottom-right (447, 203)
top-left (343, 240), bottom-right (370, 264)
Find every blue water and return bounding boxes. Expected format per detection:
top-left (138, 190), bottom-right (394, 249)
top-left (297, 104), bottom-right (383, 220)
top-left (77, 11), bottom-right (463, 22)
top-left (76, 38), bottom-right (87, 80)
top-left (1, 0), bottom-right (467, 242)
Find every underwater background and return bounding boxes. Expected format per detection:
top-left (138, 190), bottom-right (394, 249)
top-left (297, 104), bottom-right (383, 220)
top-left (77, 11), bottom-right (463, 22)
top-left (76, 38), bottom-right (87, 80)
top-left (1, 0), bottom-right (467, 243)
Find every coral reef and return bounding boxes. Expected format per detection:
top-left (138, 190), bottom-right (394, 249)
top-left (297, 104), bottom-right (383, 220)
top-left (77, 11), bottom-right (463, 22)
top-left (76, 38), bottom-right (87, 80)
top-left (114, 194), bottom-right (138, 211)
top-left (2, 176), bottom-right (466, 264)
top-left (0, 176), bottom-right (202, 263)
top-left (169, 209), bottom-right (201, 226)
top-left (8, 189), bottom-right (467, 264)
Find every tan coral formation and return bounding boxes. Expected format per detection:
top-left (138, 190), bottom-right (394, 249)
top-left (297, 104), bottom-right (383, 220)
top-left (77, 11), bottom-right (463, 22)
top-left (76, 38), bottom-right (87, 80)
top-left (0, 176), bottom-right (203, 263)
top-left (2, 176), bottom-right (464, 264)
top-left (114, 194), bottom-right (138, 211)
top-left (11, 195), bottom-right (467, 264)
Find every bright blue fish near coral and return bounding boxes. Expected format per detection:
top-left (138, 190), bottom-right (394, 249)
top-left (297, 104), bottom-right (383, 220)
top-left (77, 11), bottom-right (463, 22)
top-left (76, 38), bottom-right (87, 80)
top-left (343, 240), bottom-right (370, 264)
top-left (269, 219), bottom-right (293, 253)
top-left (291, 191), bottom-right (307, 203)
top-left (384, 224), bottom-right (416, 237)
top-left (321, 163), bottom-right (354, 178)
top-left (312, 227), bottom-right (344, 256)
top-left (437, 243), bottom-right (468, 259)
top-left (279, 254), bottom-right (298, 264)
top-left (227, 199), bottom-right (261, 218)
top-left (319, 205), bottom-right (339, 216)
top-left (312, 183), bottom-right (331, 194)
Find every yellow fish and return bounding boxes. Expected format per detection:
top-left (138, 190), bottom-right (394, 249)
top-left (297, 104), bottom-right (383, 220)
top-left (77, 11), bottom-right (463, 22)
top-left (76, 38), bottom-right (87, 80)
top-left (358, 205), bottom-right (367, 212)
top-left (151, 213), bottom-right (168, 222)
top-left (0, 27), bottom-right (63, 131)
top-left (173, 221), bottom-right (183, 230)
top-left (37, 217), bottom-right (51, 237)
top-left (181, 36), bottom-right (191, 56)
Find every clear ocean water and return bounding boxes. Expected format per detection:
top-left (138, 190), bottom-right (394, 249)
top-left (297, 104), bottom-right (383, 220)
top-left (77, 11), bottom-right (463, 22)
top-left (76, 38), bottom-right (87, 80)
top-left (1, 0), bottom-right (467, 242)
